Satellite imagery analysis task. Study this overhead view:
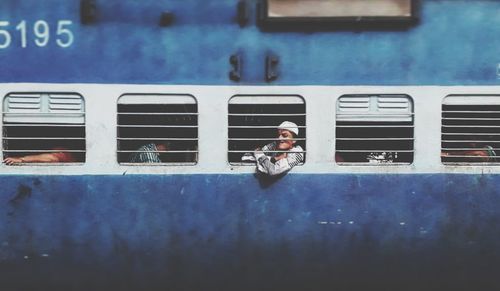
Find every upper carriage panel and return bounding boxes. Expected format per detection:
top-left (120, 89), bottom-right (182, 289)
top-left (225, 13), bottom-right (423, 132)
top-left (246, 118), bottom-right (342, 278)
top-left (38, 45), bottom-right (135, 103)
top-left (0, 0), bottom-right (498, 85)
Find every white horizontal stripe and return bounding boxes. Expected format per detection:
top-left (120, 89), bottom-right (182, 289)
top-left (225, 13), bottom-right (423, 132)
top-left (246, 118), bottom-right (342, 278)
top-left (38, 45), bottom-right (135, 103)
top-left (0, 83), bottom-right (499, 175)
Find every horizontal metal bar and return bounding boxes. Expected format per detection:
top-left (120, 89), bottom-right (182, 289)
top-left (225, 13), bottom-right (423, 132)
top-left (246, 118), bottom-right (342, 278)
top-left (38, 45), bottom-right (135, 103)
top-left (49, 103), bottom-right (82, 107)
top-left (442, 155), bottom-right (500, 159)
top-left (3, 124), bottom-right (84, 127)
top-left (442, 140), bottom-right (500, 143)
top-left (336, 125), bottom-right (414, 128)
top-left (118, 150), bottom-right (198, 153)
top-left (117, 112), bottom-right (198, 115)
top-left (3, 137), bottom-right (85, 140)
top-left (4, 150), bottom-right (85, 153)
top-left (443, 111), bottom-right (500, 114)
top-left (228, 126), bottom-right (306, 129)
top-left (119, 162), bottom-right (197, 166)
top-left (3, 112), bottom-right (85, 115)
top-left (442, 162), bottom-right (500, 165)
top-left (338, 105), bottom-right (369, 109)
top-left (228, 150), bottom-right (307, 153)
top-left (117, 138), bottom-right (198, 141)
top-left (442, 117), bottom-right (500, 121)
top-left (49, 95), bottom-right (82, 99)
top-left (442, 148), bottom-right (500, 151)
top-left (336, 138), bottom-right (414, 141)
top-left (7, 100), bottom-right (40, 104)
top-left (228, 138), bottom-right (306, 141)
top-left (336, 150), bottom-right (414, 153)
top-left (442, 133), bottom-right (500, 136)
top-left (337, 113), bottom-right (414, 116)
top-left (118, 125), bottom-right (197, 128)
top-left (228, 113), bottom-right (306, 116)
top-left (442, 125), bottom-right (500, 128)
top-left (8, 106), bottom-right (41, 110)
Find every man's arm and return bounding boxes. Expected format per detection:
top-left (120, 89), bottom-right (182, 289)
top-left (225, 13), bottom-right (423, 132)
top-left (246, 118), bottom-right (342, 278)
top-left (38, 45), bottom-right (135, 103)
top-left (3, 152), bottom-right (69, 165)
top-left (255, 150), bottom-right (304, 176)
top-left (243, 142), bottom-right (276, 162)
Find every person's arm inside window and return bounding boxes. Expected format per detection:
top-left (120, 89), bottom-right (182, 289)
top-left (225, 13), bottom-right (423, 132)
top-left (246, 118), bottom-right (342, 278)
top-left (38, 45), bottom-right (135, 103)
top-left (3, 149), bottom-right (75, 165)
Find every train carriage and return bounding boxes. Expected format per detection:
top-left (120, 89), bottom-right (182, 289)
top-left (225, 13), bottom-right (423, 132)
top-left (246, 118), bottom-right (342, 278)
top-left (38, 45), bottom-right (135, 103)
top-left (1, 1), bottom-right (500, 290)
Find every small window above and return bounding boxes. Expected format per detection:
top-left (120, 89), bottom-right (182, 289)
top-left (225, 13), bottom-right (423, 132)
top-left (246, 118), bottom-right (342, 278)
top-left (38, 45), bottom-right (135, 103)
top-left (442, 95), bottom-right (500, 165)
top-left (117, 94), bottom-right (198, 165)
top-left (259, 0), bottom-right (418, 30)
top-left (336, 94), bottom-right (414, 165)
top-left (2, 93), bottom-right (86, 165)
top-left (228, 95), bottom-right (306, 166)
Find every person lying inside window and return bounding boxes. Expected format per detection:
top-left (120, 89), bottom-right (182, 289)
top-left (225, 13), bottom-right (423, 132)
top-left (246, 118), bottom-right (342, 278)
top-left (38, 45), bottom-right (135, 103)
top-left (3, 148), bottom-right (76, 165)
top-left (242, 121), bottom-right (304, 176)
top-left (441, 142), bottom-right (497, 162)
top-left (128, 142), bottom-right (168, 163)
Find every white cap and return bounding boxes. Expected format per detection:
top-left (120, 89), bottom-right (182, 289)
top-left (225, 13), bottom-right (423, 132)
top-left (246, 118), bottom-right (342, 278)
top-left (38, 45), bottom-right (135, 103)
top-left (278, 121), bottom-right (299, 136)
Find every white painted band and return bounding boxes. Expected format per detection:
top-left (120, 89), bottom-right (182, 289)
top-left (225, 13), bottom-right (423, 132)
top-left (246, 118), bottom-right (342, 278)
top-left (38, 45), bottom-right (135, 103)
top-left (0, 83), bottom-right (499, 175)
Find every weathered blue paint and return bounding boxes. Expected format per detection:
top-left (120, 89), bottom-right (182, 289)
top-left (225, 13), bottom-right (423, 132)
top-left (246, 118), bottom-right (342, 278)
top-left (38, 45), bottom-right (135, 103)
top-left (1, 174), bottom-right (500, 290)
top-left (0, 0), bottom-right (499, 85)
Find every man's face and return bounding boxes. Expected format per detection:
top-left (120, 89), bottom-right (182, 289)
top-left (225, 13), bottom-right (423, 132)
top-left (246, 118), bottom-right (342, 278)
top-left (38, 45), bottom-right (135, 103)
top-left (277, 129), bottom-right (296, 150)
top-left (156, 144), bottom-right (168, 152)
top-left (156, 143), bottom-right (169, 162)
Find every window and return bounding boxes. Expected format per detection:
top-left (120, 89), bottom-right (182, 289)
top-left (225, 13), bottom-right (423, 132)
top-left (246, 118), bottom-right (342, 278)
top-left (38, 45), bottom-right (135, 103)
top-left (2, 93), bottom-right (85, 164)
top-left (259, 0), bottom-right (418, 29)
top-left (442, 95), bottom-right (500, 165)
top-left (228, 95), bottom-right (306, 165)
top-left (336, 94), bottom-right (414, 165)
top-left (117, 94), bottom-right (198, 165)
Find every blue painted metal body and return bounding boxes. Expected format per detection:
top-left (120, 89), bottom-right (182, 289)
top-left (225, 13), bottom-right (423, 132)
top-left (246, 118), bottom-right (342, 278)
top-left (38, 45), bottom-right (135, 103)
top-left (2, 174), bottom-right (500, 290)
top-left (1, 0), bottom-right (500, 290)
top-left (0, 0), bottom-right (499, 85)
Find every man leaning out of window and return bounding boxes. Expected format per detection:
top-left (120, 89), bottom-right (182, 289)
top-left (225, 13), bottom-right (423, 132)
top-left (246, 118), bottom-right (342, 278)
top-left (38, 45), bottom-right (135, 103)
top-left (243, 121), bottom-right (304, 176)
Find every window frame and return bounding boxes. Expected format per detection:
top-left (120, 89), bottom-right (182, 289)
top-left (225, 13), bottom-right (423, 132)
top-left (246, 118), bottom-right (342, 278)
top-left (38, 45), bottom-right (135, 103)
top-left (227, 94), bottom-right (307, 166)
top-left (116, 93), bottom-right (199, 166)
top-left (335, 94), bottom-right (415, 166)
top-left (2, 92), bottom-right (86, 166)
top-left (441, 94), bottom-right (500, 166)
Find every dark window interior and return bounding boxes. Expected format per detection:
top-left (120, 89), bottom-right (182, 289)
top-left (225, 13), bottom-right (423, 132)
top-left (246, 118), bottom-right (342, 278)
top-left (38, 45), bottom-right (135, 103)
top-left (3, 123), bottom-right (86, 162)
top-left (117, 103), bottom-right (198, 164)
top-left (336, 121), bottom-right (414, 164)
top-left (442, 104), bottom-right (500, 164)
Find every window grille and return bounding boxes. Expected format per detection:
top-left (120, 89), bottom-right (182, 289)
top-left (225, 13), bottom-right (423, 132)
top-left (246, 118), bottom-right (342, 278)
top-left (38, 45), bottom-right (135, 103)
top-left (117, 94), bottom-right (198, 165)
top-left (336, 94), bottom-right (414, 165)
top-left (2, 93), bottom-right (86, 164)
top-left (228, 95), bottom-right (306, 165)
top-left (442, 95), bottom-right (500, 165)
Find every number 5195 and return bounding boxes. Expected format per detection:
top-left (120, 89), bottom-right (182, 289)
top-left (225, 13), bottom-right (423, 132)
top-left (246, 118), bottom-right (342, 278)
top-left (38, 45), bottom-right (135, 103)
top-left (0, 20), bottom-right (74, 49)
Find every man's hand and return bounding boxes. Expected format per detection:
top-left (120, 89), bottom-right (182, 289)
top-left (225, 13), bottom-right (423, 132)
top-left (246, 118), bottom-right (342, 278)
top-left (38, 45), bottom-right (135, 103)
top-left (254, 147), bottom-right (265, 160)
top-left (3, 157), bottom-right (23, 165)
top-left (273, 152), bottom-right (287, 161)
